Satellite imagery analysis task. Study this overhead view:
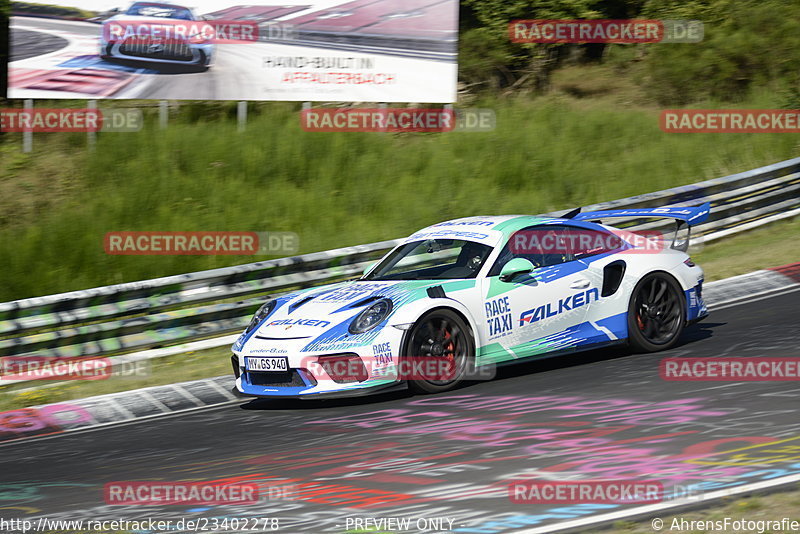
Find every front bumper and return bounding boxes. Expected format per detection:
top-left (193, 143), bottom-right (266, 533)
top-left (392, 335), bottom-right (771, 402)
top-left (102, 40), bottom-right (214, 65)
top-left (231, 352), bottom-right (402, 398)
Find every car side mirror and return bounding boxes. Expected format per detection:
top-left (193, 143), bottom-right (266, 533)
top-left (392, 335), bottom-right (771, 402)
top-left (499, 258), bottom-right (535, 283)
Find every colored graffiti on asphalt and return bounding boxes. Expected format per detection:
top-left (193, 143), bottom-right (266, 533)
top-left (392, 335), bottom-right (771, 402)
top-left (5, 393), bottom-right (800, 533)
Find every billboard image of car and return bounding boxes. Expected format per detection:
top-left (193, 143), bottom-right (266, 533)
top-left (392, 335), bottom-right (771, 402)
top-left (99, 2), bottom-right (214, 70)
top-left (8, 0), bottom-right (459, 101)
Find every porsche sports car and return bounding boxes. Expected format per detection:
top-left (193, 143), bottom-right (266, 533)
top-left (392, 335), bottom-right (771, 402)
top-left (100, 2), bottom-right (214, 69)
top-left (232, 203), bottom-right (710, 398)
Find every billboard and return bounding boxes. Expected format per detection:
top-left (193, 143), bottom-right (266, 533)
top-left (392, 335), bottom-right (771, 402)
top-left (8, 0), bottom-right (458, 102)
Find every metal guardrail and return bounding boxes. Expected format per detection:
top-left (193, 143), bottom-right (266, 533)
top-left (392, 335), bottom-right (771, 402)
top-left (1, 157), bottom-right (799, 362)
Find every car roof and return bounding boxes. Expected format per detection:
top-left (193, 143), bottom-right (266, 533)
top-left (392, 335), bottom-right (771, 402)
top-left (129, 2), bottom-right (191, 10)
top-left (405, 215), bottom-right (609, 248)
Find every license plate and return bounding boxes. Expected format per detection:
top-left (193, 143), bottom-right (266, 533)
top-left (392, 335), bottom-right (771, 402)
top-left (246, 357), bottom-right (289, 372)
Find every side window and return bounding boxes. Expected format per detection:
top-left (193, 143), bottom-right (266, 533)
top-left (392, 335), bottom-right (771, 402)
top-left (488, 225), bottom-right (573, 276)
top-left (565, 226), bottom-right (624, 259)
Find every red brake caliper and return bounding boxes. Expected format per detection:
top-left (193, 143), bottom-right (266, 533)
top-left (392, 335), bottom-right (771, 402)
top-left (443, 331), bottom-right (455, 360)
top-left (443, 330), bottom-right (455, 379)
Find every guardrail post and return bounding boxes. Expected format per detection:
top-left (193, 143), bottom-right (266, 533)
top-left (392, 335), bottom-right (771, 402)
top-left (87, 100), bottom-right (97, 151)
top-left (379, 102), bottom-right (388, 133)
top-left (159, 100), bottom-right (168, 129)
top-left (444, 103), bottom-right (454, 133)
top-left (237, 101), bottom-right (247, 133)
top-left (23, 99), bottom-right (33, 153)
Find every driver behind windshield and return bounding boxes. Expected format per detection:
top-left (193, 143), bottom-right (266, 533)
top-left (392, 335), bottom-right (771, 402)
top-left (437, 240), bottom-right (492, 279)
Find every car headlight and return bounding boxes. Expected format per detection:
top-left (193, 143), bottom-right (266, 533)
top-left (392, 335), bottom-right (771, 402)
top-left (349, 298), bottom-right (393, 334)
top-left (245, 300), bottom-right (276, 334)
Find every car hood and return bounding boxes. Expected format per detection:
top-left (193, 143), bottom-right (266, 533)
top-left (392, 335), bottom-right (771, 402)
top-left (254, 280), bottom-right (431, 339)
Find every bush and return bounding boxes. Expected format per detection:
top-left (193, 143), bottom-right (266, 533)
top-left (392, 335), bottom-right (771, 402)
top-left (640, 0), bottom-right (800, 104)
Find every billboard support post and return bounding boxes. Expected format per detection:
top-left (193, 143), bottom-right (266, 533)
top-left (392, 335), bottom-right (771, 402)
top-left (237, 101), bottom-right (247, 132)
top-left (23, 99), bottom-right (33, 153)
top-left (302, 102), bottom-right (311, 130)
top-left (159, 100), bottom-right (168, 129)
top-left (87, 100), bottom-right (97, 151)
top-left (379, 102), bottom-right (388, 133)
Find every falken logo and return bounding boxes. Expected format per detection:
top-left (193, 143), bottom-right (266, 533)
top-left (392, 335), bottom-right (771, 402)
top-left (267, 319), bottom-right (331, 328)
top-left (519, 288), bottom-right (599, 326)
top-left (433, 220), bottom-right (495, 227)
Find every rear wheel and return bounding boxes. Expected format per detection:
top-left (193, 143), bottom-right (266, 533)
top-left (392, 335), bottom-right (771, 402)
top-left (405, 309), bottom-right (474, 394)
top-left (627, 272), bottom-right (685, 352)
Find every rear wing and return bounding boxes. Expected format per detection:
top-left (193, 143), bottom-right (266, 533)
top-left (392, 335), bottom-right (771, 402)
top-left (572, 203), bottom-right (711, 252)
top-left (572, 203), bottom-right (710, 225)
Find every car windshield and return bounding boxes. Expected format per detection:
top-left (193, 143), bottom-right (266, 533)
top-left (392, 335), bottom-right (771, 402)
top-left (364, 239), bottom-right (493, 281)
top-left (126, 3), bottom-right (193, 19)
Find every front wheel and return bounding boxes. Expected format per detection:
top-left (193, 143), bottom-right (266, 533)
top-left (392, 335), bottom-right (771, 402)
top-left (627, 272), bottom-right (686, 352)
top-left (405, 309), bottom-right (474, 394)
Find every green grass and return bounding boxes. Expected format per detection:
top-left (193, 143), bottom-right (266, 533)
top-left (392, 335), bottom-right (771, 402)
top-left (1, 91), bottom-right (799, 301)
top-left (0, 345), bottom-right (233, 412)
top-left (694, 216), bottom-right (800, 281)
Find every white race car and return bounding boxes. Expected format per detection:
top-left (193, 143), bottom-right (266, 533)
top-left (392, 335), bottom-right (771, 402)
top-left (232, 204), bottom-right (710, 398)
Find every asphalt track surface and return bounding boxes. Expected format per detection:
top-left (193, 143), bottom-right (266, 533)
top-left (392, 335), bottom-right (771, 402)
top-left (2, 290), bottom-right (800, 533)
top-left (9, 17), bottom-right (456, 101)
top-left (10, 29), bottom-right (68, 62)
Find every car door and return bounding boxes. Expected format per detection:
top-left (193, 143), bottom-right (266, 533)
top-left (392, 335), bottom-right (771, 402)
top-left (477, 224), bottom-right (604, 364)
top-left (566, 225), bottom-right (633, 343)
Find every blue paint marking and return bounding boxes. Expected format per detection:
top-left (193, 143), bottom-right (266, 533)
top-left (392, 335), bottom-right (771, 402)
top-left (595, 311), bottom-right (628, 340)
top-left (301, 309), bottom-right (382, 352)
top-left (535, 251), bottom-right (615, 284)
top-left (232, 299), bottom-right (287, 352)
top-left (685, 284), bottom-right (708, 322)
top-left (239, 373), bottom-right (313, 397)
